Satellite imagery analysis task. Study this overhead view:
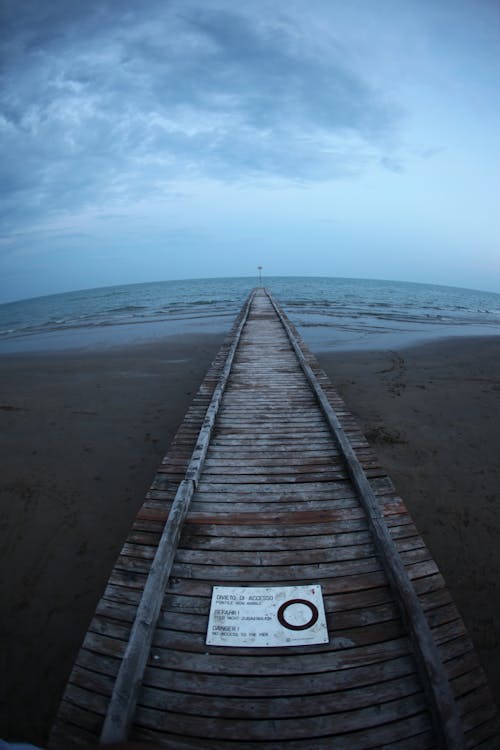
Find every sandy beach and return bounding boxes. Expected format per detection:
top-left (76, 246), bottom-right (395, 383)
top-left (1, 332), bottom-right (499, 742)
top-left (0, 333), bottom-right (226, 743)
top-left (317, 337), bottom-right (500, 709)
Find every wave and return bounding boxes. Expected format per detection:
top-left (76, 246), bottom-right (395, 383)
top-left (1, 277), bottom-right (500, 352)
top-left (107, 304), bottom-right (149, 313)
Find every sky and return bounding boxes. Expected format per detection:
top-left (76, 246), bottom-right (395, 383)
top-left (1, 0), bottom-right (499, 303)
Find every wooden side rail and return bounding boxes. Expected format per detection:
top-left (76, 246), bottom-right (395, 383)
top-left (266, 289), bottom-right (465, 750)
top-left (99, 290), bottom-right (256, 742)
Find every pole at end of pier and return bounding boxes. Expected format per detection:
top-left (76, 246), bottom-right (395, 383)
top-left (258, 265), bottom-right (263, 285)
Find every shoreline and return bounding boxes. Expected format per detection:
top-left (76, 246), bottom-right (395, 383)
top-left (1, 331), bottom-right (499, 741)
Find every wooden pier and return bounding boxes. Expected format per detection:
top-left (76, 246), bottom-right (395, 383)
top-left (50, 289), bottom-right (499, 749)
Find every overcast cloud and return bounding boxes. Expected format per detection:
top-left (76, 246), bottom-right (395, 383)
top-left (1, 0), bottom-right (499, 300)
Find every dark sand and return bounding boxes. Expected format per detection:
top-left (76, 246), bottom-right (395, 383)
top-left (316, 337), bottom-right (500, 709)
top-left (0, 333), bottom-right (225, 743)
top-left (1, 332), bottom-right (499, 742)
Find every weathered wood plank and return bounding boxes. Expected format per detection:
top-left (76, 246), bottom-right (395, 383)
top-left (141, 654), bottom-right (417, 697)
top-left (133, 698), bottom-right (430, 742)
top-left (131, 723), bottom-right (435, 750)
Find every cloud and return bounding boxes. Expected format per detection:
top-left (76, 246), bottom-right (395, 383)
top-left (380, 156), bottom-right (405, 174)
top-left (185, 8), bottom-right (393, 135)
top-left (0, 1), bottom-right (401, 237)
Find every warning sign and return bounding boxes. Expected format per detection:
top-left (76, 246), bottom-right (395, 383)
top-left (206, 585), bottom-right (329, 647)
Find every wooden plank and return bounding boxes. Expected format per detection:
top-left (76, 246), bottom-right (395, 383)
top-left (163, 571), bottom-right (391, 598)
top-left (188, 499), bottom-right (363, 514)
top-left (141, 655), bottom-right (416, 697)
top-left (160, 584), bottom-right (396, 615)
top-left (83, 629), bottom-right (413, 673)
top-left (134, 683), bottom-right (426, 726)
top-left (178, 528), bottom-right (374, 550)
top-left (122, 540), bottom-right (378, 565)
top-left (180, 517), bottom-right (374, 536)
top-left (131, 721), bottom-right (434, 750)
top-left (154, 601), bottom-right (403, 634)
top-left (133, 697), bottom-right (430, 743)
top-left (191, 485), bottom-right (360, 500)
top-left (151, 620), bottom-right (406, 655)
top-left (68, 660), bottom-right (422, 723)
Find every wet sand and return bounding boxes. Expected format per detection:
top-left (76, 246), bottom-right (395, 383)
top-left (0, 333), bottom-right (226, 743)
top-left (317, 337), bottom-right (500, 710)
top-left (1, 332), bottom-right (499, 742)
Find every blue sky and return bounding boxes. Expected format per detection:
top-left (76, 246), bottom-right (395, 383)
top-left (1, 0), bottom-right (499, 302)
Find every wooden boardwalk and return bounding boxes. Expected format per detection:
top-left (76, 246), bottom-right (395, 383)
top-left (50, 289), bottom-right (499, 749)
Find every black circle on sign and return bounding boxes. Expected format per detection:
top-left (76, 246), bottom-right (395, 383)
top-left (277, 599), bottom-right (319, 631)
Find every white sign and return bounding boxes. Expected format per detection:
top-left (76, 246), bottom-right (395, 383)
top-left (206, 584), bottom-right (329, 647)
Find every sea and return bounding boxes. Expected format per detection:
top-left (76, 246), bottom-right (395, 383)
top-left (1, 276), bottom-right (500, 354)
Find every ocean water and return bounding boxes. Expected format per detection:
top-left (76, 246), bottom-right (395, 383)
top-left (1, 276), bottom-right (500, 354)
